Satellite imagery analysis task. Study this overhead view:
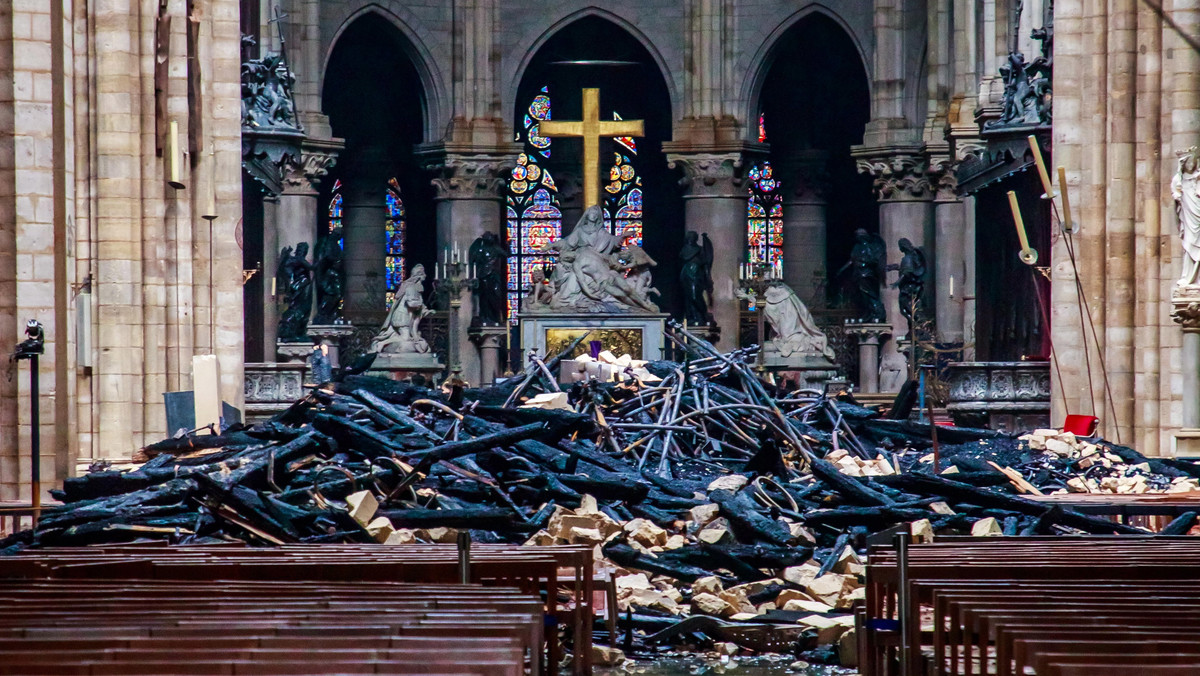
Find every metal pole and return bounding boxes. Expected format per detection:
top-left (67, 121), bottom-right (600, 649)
top-left (29, 354), bottom-right (39, 525)
top-left (895, 531), bottom-right (910, 676)
top-left (457, 530), bottom-right (471, 584)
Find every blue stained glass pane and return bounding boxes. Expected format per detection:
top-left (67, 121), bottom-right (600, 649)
top-left (508, 292), bottom-right (522, 324)
top-left (507, 255), bottom-right (521, 290)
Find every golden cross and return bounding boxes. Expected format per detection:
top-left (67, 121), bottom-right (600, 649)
top-left (538, 88), bottom-right (644, 209)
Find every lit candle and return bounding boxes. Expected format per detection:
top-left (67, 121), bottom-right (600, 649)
top-left (1057, 166), bottom-right (1075, 233)
top-left (443, 248), bottom-right (449, 265)
top-left (1027, 135), bottom-right (1056, 199)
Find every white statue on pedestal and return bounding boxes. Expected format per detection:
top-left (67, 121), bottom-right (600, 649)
top-left (760, 282), bottom-right (835, 361)
top-left (370, 263), bottom-right (432, 354)
top-left (1174, 146), bottom-right (1200, 287)
top-left (537, 205), bottom-right (660, 313)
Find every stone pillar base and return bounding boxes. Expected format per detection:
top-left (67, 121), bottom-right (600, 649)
top-left (470, 325), bottom-right (508, 386)
top-left (845, 321), bottom-right (891, 393)
top-left (276, 342), bottom-right (311, 363)
top-left (1172, 430), bottom-right (1200, 458)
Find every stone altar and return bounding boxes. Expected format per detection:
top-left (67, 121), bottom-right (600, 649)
top-left (520, 205), bottom-right (665, 359)
top-left (520, 313), bottom-right (668, 362)
top-left (945, 361), bottom-right (1051, 432)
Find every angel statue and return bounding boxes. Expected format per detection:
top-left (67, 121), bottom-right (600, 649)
top-left (369, 263), bottom-right (432, 354)
top-left (1173, 146), bottom-right (1200, 287)
top-left (680, 231), bottom-right (714, 325)
top-left (837, 228), bottom-right (887, 322)
top-left (276, 243), bottom-right (313, 342)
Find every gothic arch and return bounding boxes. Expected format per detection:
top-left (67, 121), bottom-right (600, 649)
top-left (741, 4), bottom-right (873, 140)
top-left (320, 4), bottom-right (449, 142)
top-left (505, 7), bottom-right (681, 126)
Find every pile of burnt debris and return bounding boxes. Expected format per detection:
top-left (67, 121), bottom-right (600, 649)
top-left (4, 325), bottom-right (1199, 666)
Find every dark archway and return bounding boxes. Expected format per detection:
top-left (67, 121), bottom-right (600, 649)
top-left (321, 14), bottom-right (435, 327)
top-left (512, 16), bottom-right (684, 318)
top-left (756, 14), bottom-right (874, 307)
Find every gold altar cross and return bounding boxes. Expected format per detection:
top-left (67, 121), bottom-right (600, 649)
top-left (539, 88), bottom-right (644, 209)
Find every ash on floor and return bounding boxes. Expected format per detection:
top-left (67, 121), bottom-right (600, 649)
top-left (593, 653), bottom-right (859, 675)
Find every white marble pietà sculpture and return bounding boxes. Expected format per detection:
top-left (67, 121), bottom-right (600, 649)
top-left (537, 205), bottom-right (660, 313)
top-left (370, 263), bottom-right (432, 354)
top-left (1174, 146), bottom-right (1200, 287)
top-left (761, 281), bottom-right (835, 361)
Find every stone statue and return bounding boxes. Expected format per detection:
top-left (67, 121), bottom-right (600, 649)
top-left (986, 0), bottom-right (1053, 129)
top-left (313, 227), bottom-right (344, 324)
top-left (524, 266), bottom-right (555, 311)
top-left (680, 232), bottom-right (715, 325)
top-left (276, 242), bottom-right (313, 342)
top-left (838, 228), bottom-right (887, 322)
top-left (760, 281), bottom-right (835, 361)
top-left (1174, 147), bottom-right (1200, 287)
top-left (369, 263), bottom-right (432, 354)
top-left (537, 205), bottom-right (660, 313)
top-left (240, 37), bottom-right (300, 131)
top-left (889, 238), bottom-right (927, 330)
top-left (878, 351), bottom-right (908, 393)
top-left (613, 244), bottom-right (660, 307)
top-left (469, 232), bottom-right (508, 325)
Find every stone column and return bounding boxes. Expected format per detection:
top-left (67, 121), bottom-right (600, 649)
top-left (424, 152), bottom-right (510, 385)
top-left (261, 195), bottom-right (281, 357)
top-left (471, 326), bottom-right (507, 386)
top-left (1172, 289), bottom-right (1200, 455)
top-left (855, 151), bottom-right (936, 388)
top-left (961, 193), bottom-right (977, 360)
top-left (779, 151), bottom-right (830, 308)
top-left (278, 141), bottom-right (340, 259)
top-left (341, 166), bottom-right (388, 325)
top-left (845, 323), bottom-right (891, 393)
top-left (931, 158), bottom-right (965, 344)
top-left (666, 151), bottom-right (750, 352)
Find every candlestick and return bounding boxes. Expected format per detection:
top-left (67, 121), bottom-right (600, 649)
top-left (1007, 190), bottom-right (1038, 265)
top-left (1057, 166), bottom-right (1075, 233)
top-left (1027, 135), bottom-right (1056, 199)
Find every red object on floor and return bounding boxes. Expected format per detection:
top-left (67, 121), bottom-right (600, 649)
top-left (1062, 414), bottom-right (1099, 437)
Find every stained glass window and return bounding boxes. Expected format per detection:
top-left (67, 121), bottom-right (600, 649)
top-left (385, 178), bottom-right (406, 309)
top-left (328, 179), bottom-right (343, 232)
top-left (506, 87), bottom-right (562, 322)
top-left (758, 113), bottom-right (768, 143)
top-left (508, 91), bottom-right (646, 322)
top-left (747, 161), bottom-right (783, 275)
top-left (604, 150), bottom-right (643, 247)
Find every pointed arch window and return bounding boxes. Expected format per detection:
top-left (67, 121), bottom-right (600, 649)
top-left (506, 87), bottom-right (562, 322)
top-left (603, 124), bottom-right (643, 247)
top-left (385, 178), bottom-right (406, 309)
top-left (507, 89), bottom-right (648, 321)
top-left (747, 161), bottom-right (783, 274)
top-left (328, 180), bottom-right (343, 231)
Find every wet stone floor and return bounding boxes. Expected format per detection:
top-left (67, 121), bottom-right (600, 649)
top-left (594, 654), bottom-right (859, 675)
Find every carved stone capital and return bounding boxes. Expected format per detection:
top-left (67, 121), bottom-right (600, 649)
top-left (424, 154), bottom-right (509, 201)
top-left (844, 321), bottom-right (892, 343)
top-left (855, 152), bottom-right (935, 202)
top-left (667, 152), bottom-right (748, 197)
top-left (928, 156), bottom-right (960, 202)
top-left (1172, 285), bottom-right (1200, 332)
top-left (281, 138), bottom-right (343, 195)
